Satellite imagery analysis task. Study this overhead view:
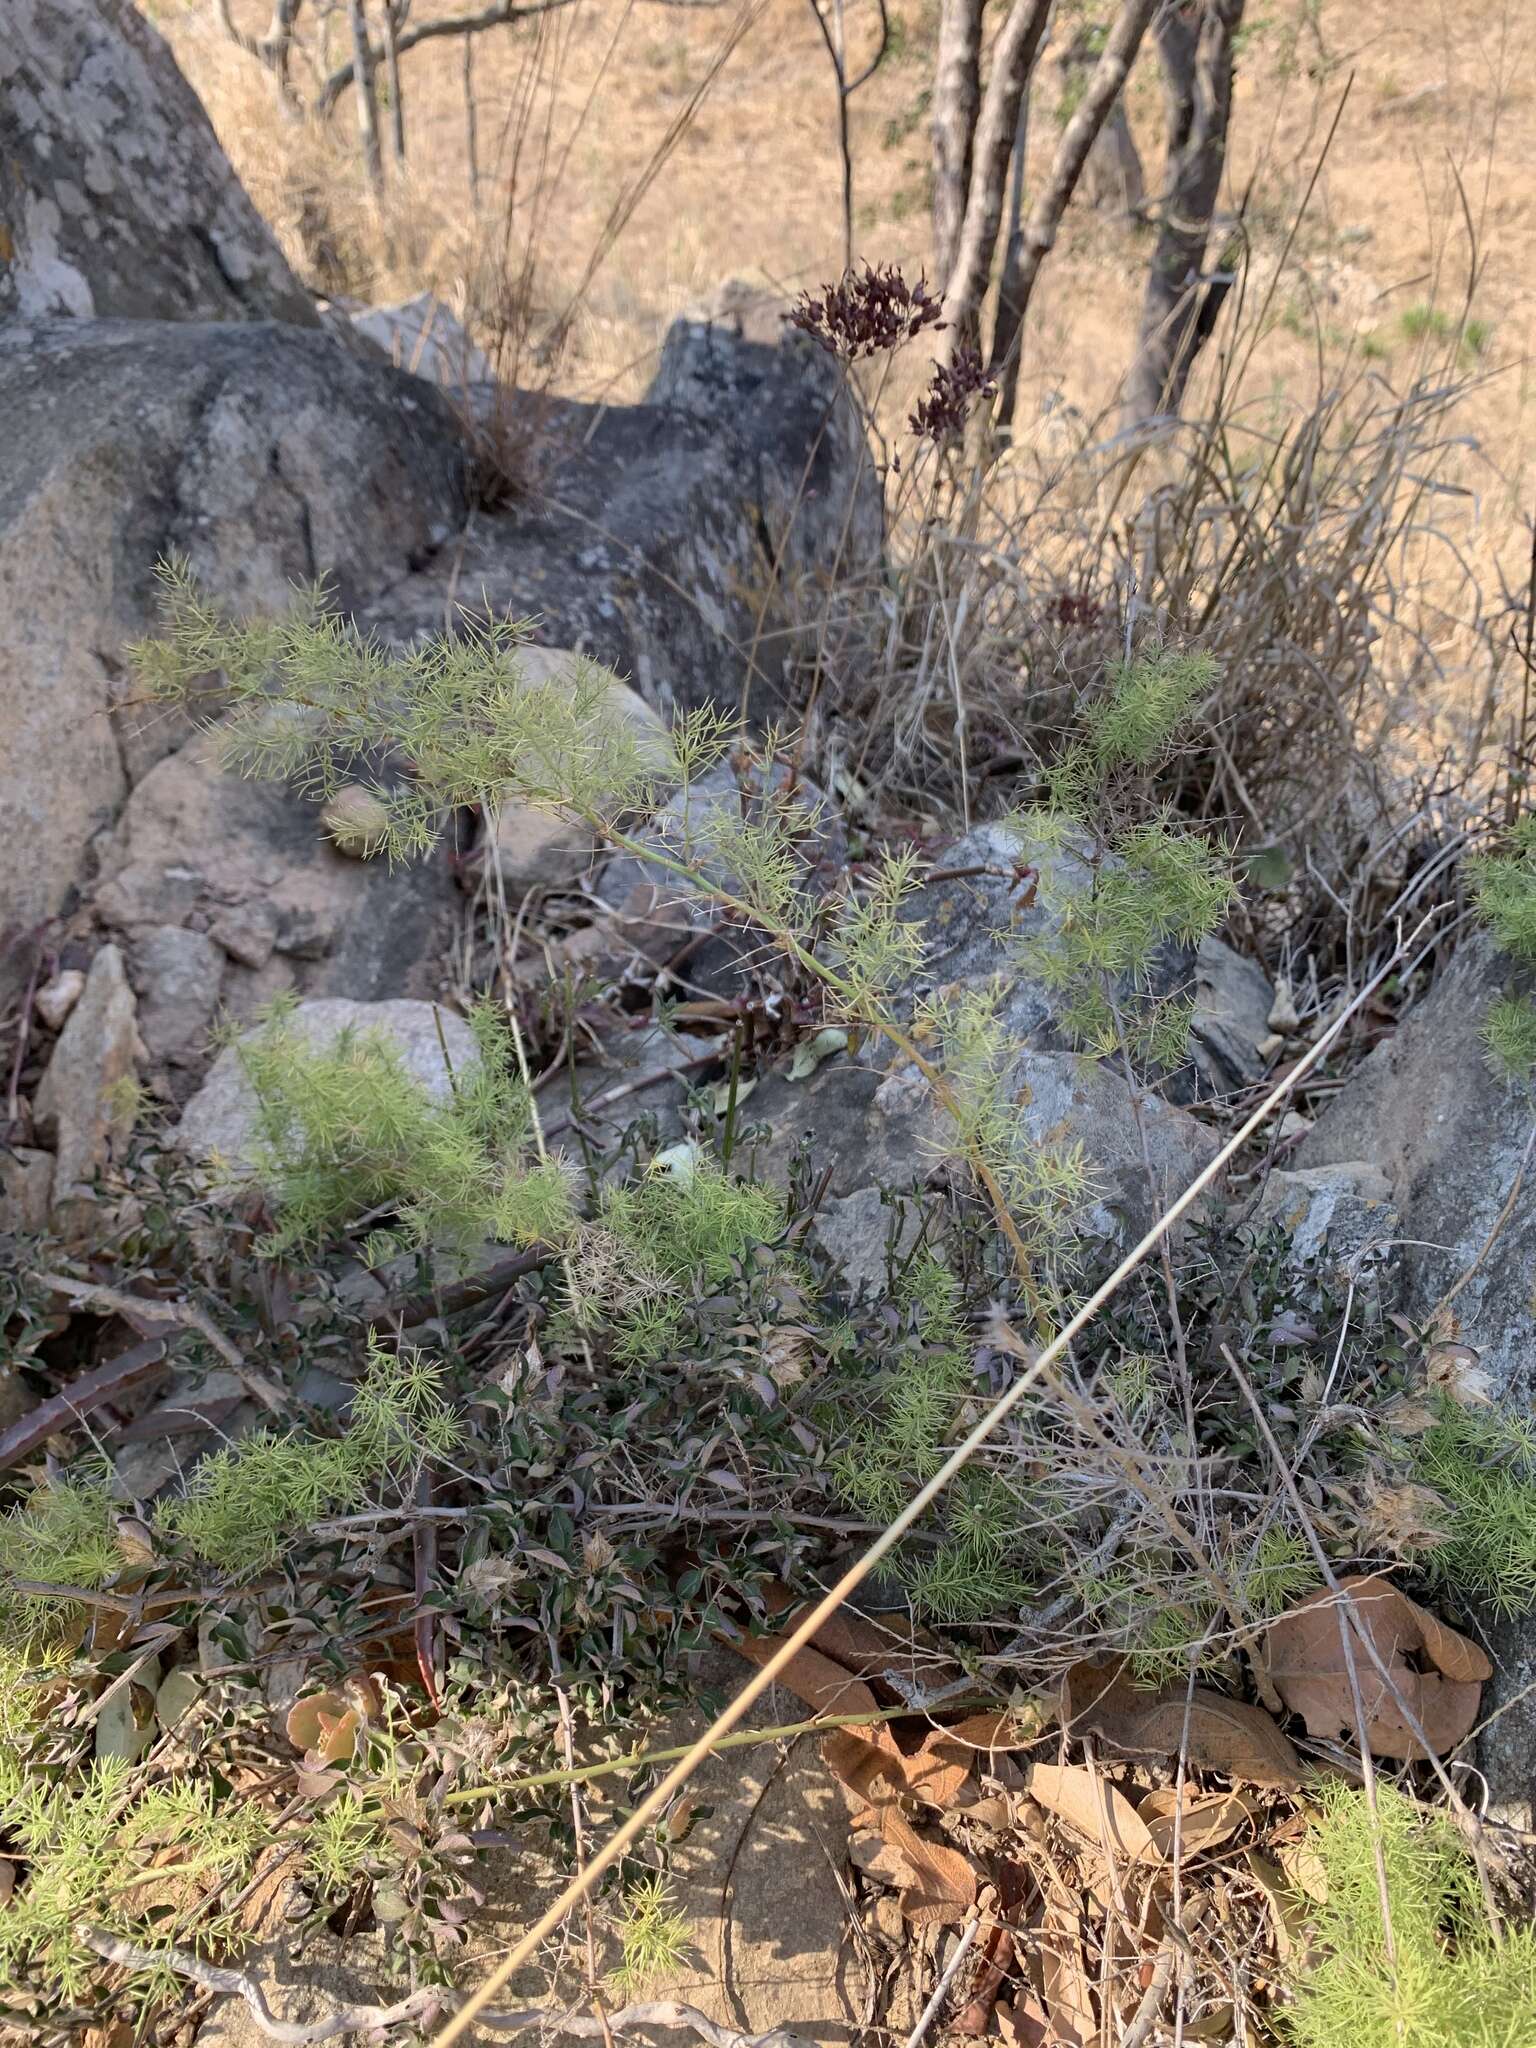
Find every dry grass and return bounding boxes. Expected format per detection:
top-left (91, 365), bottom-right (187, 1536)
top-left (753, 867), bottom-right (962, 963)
top-left (149, 0), bottom-right (1535, 973)
top-left (157, 0), bottom-right (1534, 698)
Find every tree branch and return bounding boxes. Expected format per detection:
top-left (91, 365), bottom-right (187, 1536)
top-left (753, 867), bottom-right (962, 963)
top-left (76, 1932), bottom-right (818, 2048)
top-left (940, 0), bottom-right (1053, 347)
top-left (981, 0), bottom-right (1159, 388)
top-left (317, 0), bottom-right (579, 111)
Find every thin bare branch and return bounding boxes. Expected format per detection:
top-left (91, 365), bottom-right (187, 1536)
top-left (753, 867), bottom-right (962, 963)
top-left (318, 0), bottom-right (578, 113)
top-left (982, 0), bottom-right (1159, 395)
top-left (75, 1934), bottom-right (817, 2048)
top-left (940, 0), bottom-right (1053, 346)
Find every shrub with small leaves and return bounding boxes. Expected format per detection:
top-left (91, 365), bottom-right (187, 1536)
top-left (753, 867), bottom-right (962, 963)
top-left (1283, 1781), bottom-right (1536, 2047)
top-left (609, 1874), bottom-right (693, 1996)
top-left (1407, 1397), bottom-right (1536, 1616)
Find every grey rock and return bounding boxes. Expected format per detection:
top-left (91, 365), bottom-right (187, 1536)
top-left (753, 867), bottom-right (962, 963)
top-left (209, 901), bottom-right (280, 971)
top-left (1008, 1046), bottom-right (1223, 1244)
top-left (814, 1185), bottom-right (925, 1298)
top-left (1298, 935), bottom-right (1534, 1400)
top-left (595, 762), bottom-right (846, 993)
top-left (0, 318), bottom-right (466, 993)
top-left (1298, 934), bottom-right (1536, 1822)
top-left (175, 997), bottom-right (477, 1176)
top-left (888, 818), bottom-right (1090, 1046)
top-left (358, 309), bottom-right (880, 730)
top-left (0, 0), bottom-right (316, 326)
top-left (0, 1147), bottom-right (55, 1234)
top-left (751, 1042), bottom-right (1220, 1274)
top-left (468, 806), bottom-right (595, 898)
top-left (33, 969), bottom-right (85, 1031)
top-left (96, 723), bottom-right (461, 1035)
top-left (1480, 1619), bottom-right (1536, 1831)
top-left (128, 925), bottom-right (224, 1068)
top-left (1183, 936), bottom-right (1278, 1101)
top-left (901, 821), bottom-right (1275, 1100)
top-left (1249, 1161), bottom-right (1399, 1305)
top-left (349, 293), bottom-right (491, 385)
top-left (32, 944), bottom-right (141, 1211)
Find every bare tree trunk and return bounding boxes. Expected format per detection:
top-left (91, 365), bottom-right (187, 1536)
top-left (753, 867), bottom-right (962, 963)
top-left (1123, 0), bottom-right (1245, 428)
top-left (382, 1), bottom-right (408, 163)
top-left (462, 30), bottom-right (481, 213)
top-left (215, 0), bottom-right (307, 111)
top-left (1053, 24), bottom-right (1145, 213)
top-left (940, 0), bottom-right (1053, 347)
top-left (931, 0), bottom-right (985, 292)
top-left (982, 0), bottom-right (1157, 424)
top-left (347, 0), bottom-right (386, 197)
top-left (989, 68), bottom-right (1034, 431)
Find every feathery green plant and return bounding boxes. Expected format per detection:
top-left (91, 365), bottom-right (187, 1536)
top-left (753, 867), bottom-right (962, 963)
top-left (832, 1253), bottom-right (1040, 1624)
top-left (0, 1760), bottom-right (264, 2004)
top-left (157, 1340), bottom-right (462, 1575)
top-left (609, 1874), bottom-right (693, 1996)
top-left (304, 1791), bottom-right (387, 1898)
top-left (1471, 814), bottom-right (1536, 960)
top-left (230, 994), bottom-right (575, 1256)
top-left (1015, 654), bottom-right (1234, 1069)
top-left (922, 985), bottom-right (1093, 1276)
top-left (1483, 994), bottom-right (1536, 1081)
top-left (0, 1473), bottom-right (122, 1654)
top-left (1282, 1780), bottom-right (1536, 2047)
top-left (127, 559), bottom-right (708, 860)
top-left (1407, 1397), bottom-right (1536, 1616)
top-left (1469, 813), bottom-right (1536, 1079)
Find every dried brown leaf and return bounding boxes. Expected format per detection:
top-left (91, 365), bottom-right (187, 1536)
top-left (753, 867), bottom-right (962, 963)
top-left (1023, 1760), bottom-right (1158, 1864)
top-left (284, 1690), bottom-right (361, 1763)
top-left (824, 1728), bottom-right (977, 1924)
top-left (1426, 1341), bottom-right (1496, 1407)
top-left (997, 1994), bottom-right (1051, 2048)
top-left (1354, 1476), bottom-right (1452, 1555)
top-left (1136, 1786), bottom-right (1257, 1859)
top-left (1038, 1895), bottom-right (1097, 2047)
top-left (1244, 1849), bottom-right (1314, 1966)
top-left (1062, 1661), bottom-right (1302, 1787)
top-left (1260, 1574), bottom-right (1490, 1760)
top-left (726, 1631), bottom-right (880, 1720)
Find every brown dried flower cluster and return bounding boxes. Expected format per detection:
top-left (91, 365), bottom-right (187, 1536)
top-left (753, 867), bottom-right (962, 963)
top-left (787, 262), bottom-right (944, 361)
top-left (908, 347), bottom-right (997, 442)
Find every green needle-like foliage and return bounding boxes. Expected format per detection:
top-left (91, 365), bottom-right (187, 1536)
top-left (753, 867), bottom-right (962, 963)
top-left (600, 1162), bottom-right (783, 1287)
top-left (0, 1475), bottom-right (122, 1654)
top-left (0, 1761), bottom-right (264, 2004)
top-left (127, 559), bottom-right (715, 859)
top-left (1469, 813), bottom-right (1536, 965)
top-left (157, 1340), bottom-right (462, 1575)
top-left (609, 1875), bottom-right (693, 1996)
top-left (1469, 814), bottom-right (1536, 1080)
top-left (1482, 993), bottom-right (1536, 1081)
top-left (231, 995), bottom-right (576, 1256)
top-left (1283, 1781), bottom-right (1536, 2047)
top-left (922, 985), bottom-right (1093, 1270)
top-left (305, 1791), bottom-right (387, 1898)
top-left (1408, 1397), bottom-right (1536, 1616)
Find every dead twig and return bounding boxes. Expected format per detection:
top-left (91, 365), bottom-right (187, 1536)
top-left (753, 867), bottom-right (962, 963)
top-left (0, 1338), bottom-right (168, 1474)
top-left (902, 1910), bottom-right (982, 2048)
top-left (75, 1932), bottom-right (818, 2048)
